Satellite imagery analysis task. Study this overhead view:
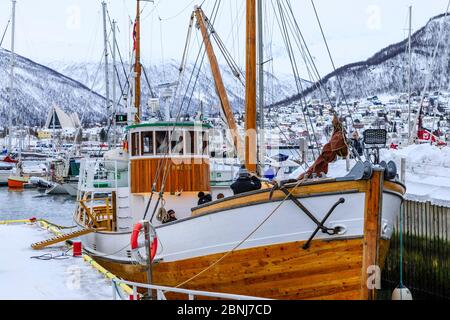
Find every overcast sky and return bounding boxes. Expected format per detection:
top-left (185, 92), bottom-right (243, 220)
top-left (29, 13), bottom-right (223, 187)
top-left (0, 0), bottom-right (449, 76)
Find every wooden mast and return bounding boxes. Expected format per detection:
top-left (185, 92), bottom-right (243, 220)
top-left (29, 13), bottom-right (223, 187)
top-left (134, 0), bottom-right (141, 124)
top-left (194, 7), bottom-right (244, 161)
top-left (245, 0), bottom-right (257, 172)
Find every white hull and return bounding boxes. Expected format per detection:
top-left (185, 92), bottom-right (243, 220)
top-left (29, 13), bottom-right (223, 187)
top-left (79, 189), bottom-right (402, 264)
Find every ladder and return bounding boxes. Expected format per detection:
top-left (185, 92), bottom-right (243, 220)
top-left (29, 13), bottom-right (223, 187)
top-left (31, 228), bottom-right (100, 250)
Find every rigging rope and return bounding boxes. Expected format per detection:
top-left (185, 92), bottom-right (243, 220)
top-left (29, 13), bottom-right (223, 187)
top-left (399, 201), bottom-right (404, 288)
top-left (411, 0), bottom-right (450, 144)
top-left (283, 0), bottom-right (335, 113)
top-left (144, 0), bottom-right (222, 222)
top-left (173, 178), bottom-right (305, 289)
top-left (0, 19), bottom-right (10, 47)
top-left (272, 0), bottom-right (318, 159)
top-left (310, 0), bottom-right (355, 128)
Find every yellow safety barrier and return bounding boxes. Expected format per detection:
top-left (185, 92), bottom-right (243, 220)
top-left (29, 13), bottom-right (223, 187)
top-left (37, 220), bottom-right (136, 298)
top-left (0, 218), bottom-right (36, 225)
top-left (83, 255), bottom-right (135, 297)
top-left (37, 220), bottom-right (64, 236)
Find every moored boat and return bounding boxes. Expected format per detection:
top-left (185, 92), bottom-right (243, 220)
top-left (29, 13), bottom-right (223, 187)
top-left (7, 175), bottom-right (29, 189)
top-left (74, 120), bottom-right (405, 300)
top-left (73, 0), bottom-right (405, 300)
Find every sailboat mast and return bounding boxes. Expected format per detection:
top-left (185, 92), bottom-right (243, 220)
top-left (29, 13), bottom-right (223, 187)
top-left (194, 7), bottom-right (244, 161)
top-left (102, 1), bottom-right (111, 145)
top-left (7, 0), bottom-right (16, 153)
top-left (245, 0), bottom-right (257, 173)
top-left (134, 0), bottom-right (142, 124)
top-left (407, 6), bottom-right (412, 141)
top-left (112, 19), bottom-right (117, 146)
top-left (257, 0), bottom-right (264, 174)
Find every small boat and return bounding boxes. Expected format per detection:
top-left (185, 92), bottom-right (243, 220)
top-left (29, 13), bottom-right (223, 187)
top-left (45, 182), bottom-right (69, 195)
top-left (29, 176), bottom-right (53, 190)
top-left (8, 175), bottom-right (29, 189)
top-left (1, 155), bottom-right (17, 163)
top-left (61, 180), bottom-right (79, 196)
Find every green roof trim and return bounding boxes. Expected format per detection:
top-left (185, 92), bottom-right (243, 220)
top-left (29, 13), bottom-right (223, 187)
top-left (126, 121), bottom-right (213, 131)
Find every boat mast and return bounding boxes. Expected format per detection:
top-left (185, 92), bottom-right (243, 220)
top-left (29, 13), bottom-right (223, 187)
top-left (102, 2), bottom-right (111, 147)
top-left (194, 7), bottom-right (244, 162)
top-left (134, 0), bottom-right (142, 124)
top-left (407, 5), bottom-right (412, 142)
top-left (245, 0), bottom-right (257, 173)
top-left (7, 0), bottom-right (16, 154)
top-left (257, 0), bottom-right (264, 174)
top-left (112, 19), bottom-right (117, 146)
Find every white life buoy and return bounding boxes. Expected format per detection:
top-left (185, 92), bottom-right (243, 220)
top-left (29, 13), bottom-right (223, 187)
top-left (130, 221), bottom-right (158, 264)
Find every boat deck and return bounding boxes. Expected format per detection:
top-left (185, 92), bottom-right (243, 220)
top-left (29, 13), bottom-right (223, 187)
top-left (0, 223), bottom-right (113, 299)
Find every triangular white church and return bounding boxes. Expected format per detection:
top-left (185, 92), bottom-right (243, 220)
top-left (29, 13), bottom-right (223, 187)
top-left (44, 106), bottom-right (81, 129)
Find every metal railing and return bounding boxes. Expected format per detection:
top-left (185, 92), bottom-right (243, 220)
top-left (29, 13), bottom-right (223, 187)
top-left (111, 278), bottom-right (271, 300)
top-left (78, 159), bottom-right (128, 191)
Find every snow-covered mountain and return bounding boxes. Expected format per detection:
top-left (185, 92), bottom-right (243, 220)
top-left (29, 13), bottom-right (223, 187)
top-left (274, 13), bottom-right (450, 107)
top-left (49, 59), bottom-right (300, 116)
top-left (0, 48), bottom-right (106, 127)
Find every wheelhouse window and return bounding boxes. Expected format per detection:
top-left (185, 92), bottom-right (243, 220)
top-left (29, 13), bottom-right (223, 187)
top-left (201, 131), bottom-right (208, 156)
top-left (131, 132), bottom-right (140, 156)
top-left (171, 131), bottom-right (184, 156)
top-left (155, 131), bottom-right (169, 155)
top-left (185, 131), bottom-right (196, 155)
top-left (141, 131), bottom-right (154, 155)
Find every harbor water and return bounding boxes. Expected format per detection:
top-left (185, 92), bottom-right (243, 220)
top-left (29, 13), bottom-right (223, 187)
top-left (0, 187), bottom-right (75, 226)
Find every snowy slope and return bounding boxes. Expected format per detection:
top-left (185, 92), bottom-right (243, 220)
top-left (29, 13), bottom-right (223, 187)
top-left (49, 59), bottom-right (300, 115)
top-left (0, 48), bottom-right (106, 127)
top-left (275, 13), bottom-right (450, 106)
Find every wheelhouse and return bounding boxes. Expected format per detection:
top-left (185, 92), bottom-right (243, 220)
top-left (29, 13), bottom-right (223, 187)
top-left (127, 122), bottom-right (212, 194)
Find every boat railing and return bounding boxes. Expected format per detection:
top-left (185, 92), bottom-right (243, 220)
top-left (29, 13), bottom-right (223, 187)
top-left (78, 196), bottom-right (115, 231)
top-left (210, 157), bottom-right (240, 183)
top-left (78, 159), bottom-right (128, 191)
top-left (111, 278), bottom-right (271, 300)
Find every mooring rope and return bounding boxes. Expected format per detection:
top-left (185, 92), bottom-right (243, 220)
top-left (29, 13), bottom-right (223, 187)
top-left (399, 201), bottom-right (404, 288)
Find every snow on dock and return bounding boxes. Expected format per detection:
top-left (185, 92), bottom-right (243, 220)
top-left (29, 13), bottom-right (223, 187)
top-left (0, 223), bottom-right (112, 299)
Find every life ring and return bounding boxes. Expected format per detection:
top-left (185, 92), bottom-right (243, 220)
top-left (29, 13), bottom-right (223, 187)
top-left (130, 221), bottom-right (158, 264)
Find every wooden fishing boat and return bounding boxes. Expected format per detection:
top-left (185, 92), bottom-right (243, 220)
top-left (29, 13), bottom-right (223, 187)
top-left (74, 120), bottom-right (405, 300)
top-left (74, 0), bottom-right (405, 300)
